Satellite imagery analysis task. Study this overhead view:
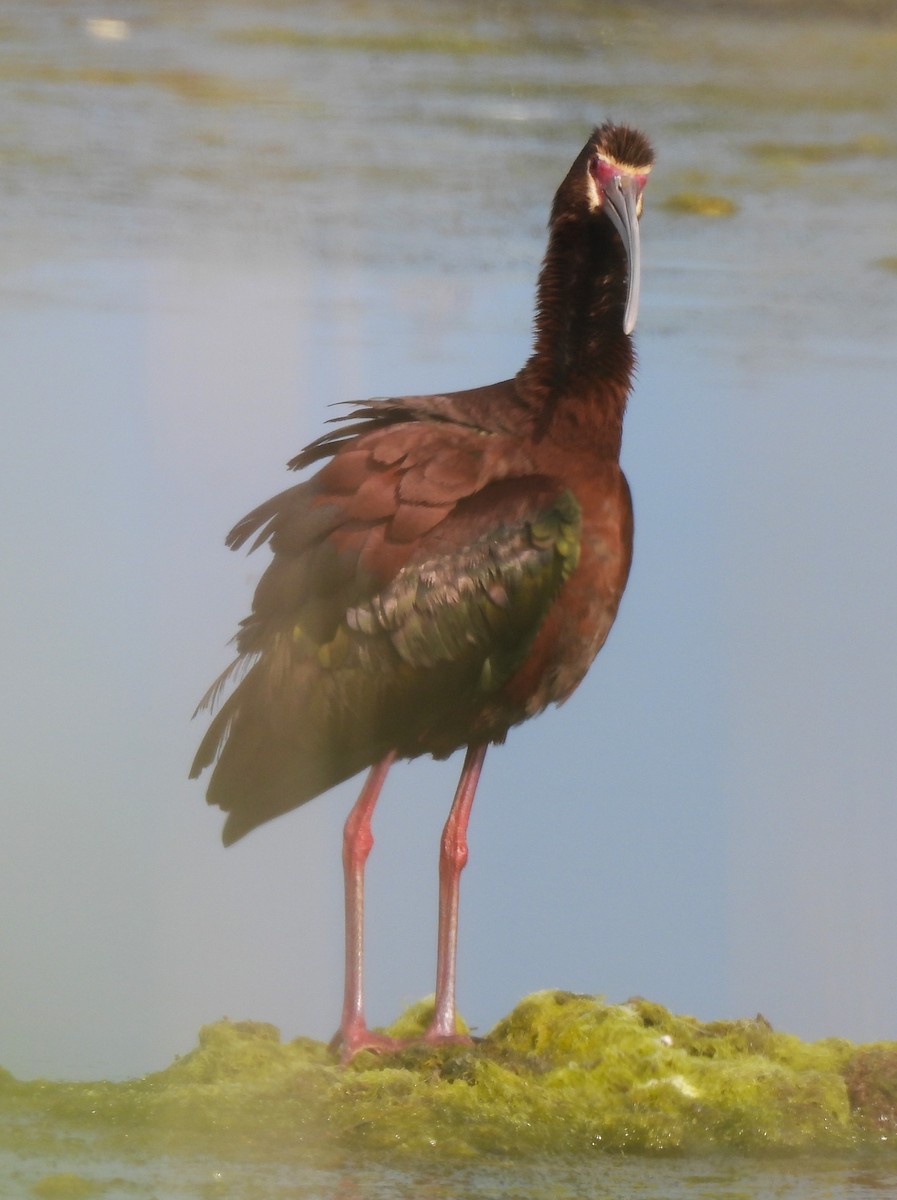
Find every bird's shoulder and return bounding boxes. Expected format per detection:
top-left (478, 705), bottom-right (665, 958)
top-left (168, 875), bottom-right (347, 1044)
top-left (228, 382), bottom-right (540, 582)
top-left (286, 379), bottom-right (533, 474)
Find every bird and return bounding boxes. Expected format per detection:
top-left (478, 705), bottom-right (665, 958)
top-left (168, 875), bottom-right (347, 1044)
top-left (191, 121), bottom-right (654, 1060)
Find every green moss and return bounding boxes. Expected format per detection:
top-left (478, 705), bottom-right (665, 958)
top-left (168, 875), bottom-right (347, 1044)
top-left (845, 1045), bottom-right (897, 1131)
top-left (30, 1176), bottom-right (101, 1200)
top-left (220, 24), bottom-right (583, 59)
top-left (3, 992), bottom-right (896, 1166)
top-left (0, 62), bottom-right (268, 105)
top-left (661, 192), bottom-right (738, 218)
top-left (382, 995), bottom-right (470, 1042)
top-left (747, 134), bottom-right (895, 166)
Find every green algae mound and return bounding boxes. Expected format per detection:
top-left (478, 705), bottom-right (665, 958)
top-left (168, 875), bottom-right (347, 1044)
top-left (3, 992), bottom-right (897, 1164)
top-left (660, 192), bottom-right (738, 217)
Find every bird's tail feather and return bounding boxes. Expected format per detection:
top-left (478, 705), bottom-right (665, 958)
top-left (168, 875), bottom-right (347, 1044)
top-left (190, 657), bottom-right (378, 845)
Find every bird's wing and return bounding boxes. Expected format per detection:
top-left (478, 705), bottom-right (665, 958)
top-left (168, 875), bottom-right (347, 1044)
top-left (220, 397), bottom-right (542, 656)
top-left (322, 482), bottom-right (582, 693)
top-left (190, 404), bottom-right (581, 838)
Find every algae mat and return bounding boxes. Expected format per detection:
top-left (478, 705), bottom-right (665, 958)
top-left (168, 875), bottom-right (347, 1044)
top-left (4, 992), bottom-right (897, 1197)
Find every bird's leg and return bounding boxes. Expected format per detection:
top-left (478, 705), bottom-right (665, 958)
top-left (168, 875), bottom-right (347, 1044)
top-left (334, 751), bottom-right (399, 1061)
top-left (425, 743), bottom-right (487, 1044)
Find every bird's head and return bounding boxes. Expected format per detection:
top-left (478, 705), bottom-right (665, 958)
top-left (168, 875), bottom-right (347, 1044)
top-left (554, 122), bottom-right (654, 335)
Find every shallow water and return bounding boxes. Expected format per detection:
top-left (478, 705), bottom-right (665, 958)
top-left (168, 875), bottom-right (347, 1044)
top-left (2, 0), bottom-right (897, 1195)
top-left (5, 1144), bottom-right (897, 1200)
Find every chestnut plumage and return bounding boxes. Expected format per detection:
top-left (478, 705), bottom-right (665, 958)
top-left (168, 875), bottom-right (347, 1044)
top-left (191, 121), bottom-right (654, 1058)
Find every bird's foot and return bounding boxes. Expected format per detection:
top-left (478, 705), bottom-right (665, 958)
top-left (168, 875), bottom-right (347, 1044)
top-left (422, 1032), bottom-right (475, 1049)
top-left (330, 1019), bottom-right (406, 1063)
top-left (329, 1015), bottom-right (474, 1062)
top-left (420, 1022), bottom-right (474, 1049)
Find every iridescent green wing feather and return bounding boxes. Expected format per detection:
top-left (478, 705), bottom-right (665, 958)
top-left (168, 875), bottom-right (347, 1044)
top-left (314, 487), bottom-right (581, 697)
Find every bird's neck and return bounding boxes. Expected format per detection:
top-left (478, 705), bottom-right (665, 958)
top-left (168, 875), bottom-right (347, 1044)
top-left (516, 215), bottom-right (634, 455)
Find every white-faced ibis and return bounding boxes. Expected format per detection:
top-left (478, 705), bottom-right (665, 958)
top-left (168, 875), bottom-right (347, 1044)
top-left (191, 122), bottom-right (654, 1059)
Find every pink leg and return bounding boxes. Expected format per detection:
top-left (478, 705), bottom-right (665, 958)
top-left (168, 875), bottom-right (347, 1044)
top-left (336, 752), bottom-right (399, 1061)
top-left (425, 743), bottom-right (487, 1044)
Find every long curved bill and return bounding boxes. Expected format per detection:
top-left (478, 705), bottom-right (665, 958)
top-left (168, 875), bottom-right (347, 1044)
top-left (603, 174), bottom-right (643, 335)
